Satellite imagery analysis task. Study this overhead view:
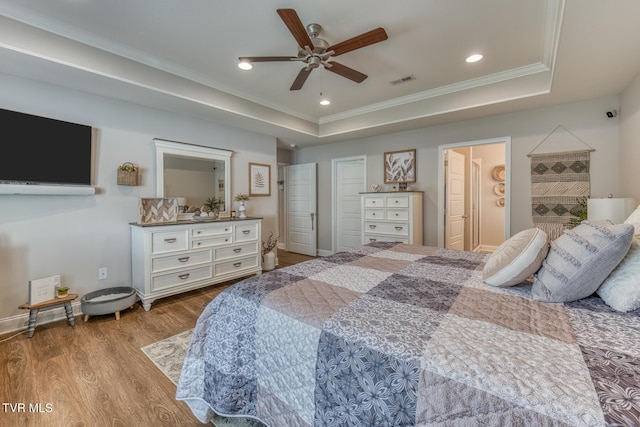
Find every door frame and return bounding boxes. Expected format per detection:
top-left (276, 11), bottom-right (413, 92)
top-left (437, 136), bottom-right (512, 248)
top-left (331, 155), bottom-right (367, 255)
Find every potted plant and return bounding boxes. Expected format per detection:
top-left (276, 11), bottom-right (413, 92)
top-left (204, 196), bottom-right (224, 219)
top-left (234, 194), bottom-right (250, 218)
top-left (262, 232), bottom-right (279, 271)
top-left (57, 286), bottom-right (69, 298)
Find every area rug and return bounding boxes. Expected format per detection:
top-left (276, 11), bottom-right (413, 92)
top-left (141, 330), bottom-right (262, 427)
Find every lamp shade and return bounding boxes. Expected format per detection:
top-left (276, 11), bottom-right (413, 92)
top-left (587, 198), bottom-right (636, 223)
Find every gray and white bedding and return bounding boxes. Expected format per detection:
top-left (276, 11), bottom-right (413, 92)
top-left (176, 242), bottom-right (640, 426)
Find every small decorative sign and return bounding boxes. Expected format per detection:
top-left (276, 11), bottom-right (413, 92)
top-left (29, 274), bottom-right (60, 305)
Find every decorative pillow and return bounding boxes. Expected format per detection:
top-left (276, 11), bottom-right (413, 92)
top-left (597, 238), bottom-right (640, 312)
top-left (531, 221), bottom-right (634, 303)
top-left (624, 204), bottom-right (640, 236)
top-left (483, 228), bottom-right (549, 287)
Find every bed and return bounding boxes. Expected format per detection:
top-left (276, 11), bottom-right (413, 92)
top-left (176, 234), bottom-right (640, 426)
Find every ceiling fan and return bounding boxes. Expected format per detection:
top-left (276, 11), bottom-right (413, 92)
top-left (239, 8), bottom-right (388, 90)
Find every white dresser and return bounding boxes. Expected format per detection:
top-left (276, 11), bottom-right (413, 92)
top-left (130, 218), bottom-right (262, 310)
top-left (360, 192), bottom-right (423, 245)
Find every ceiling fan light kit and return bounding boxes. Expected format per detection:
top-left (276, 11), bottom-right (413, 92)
top-left (238, 8), bottom-right (388, 91)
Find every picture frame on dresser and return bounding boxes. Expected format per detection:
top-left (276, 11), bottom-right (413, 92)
top-left (384, 149), bottom-right (416, 183)
top-left (249, 163), bottom-right (271, 197)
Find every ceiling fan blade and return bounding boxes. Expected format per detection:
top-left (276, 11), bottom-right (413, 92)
top-left (277, 9), bottom-right (314, 50)
top-left (239, 56), bottom-right (296, 62)
top-left (327, 27), bottom-right (388, 57)
top-left (325, 61), bottom-right (368, 83)
top-left (290, 67), bottom-right (313, 90)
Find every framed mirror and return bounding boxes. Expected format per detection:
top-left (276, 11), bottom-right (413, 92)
top-left (154, 139), bottom-right (232, 218)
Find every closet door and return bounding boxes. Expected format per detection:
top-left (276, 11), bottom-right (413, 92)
top-left (285, 163), bottom-right (317, 256)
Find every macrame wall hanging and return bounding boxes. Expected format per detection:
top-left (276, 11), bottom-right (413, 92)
top-left (528, 125), bottom-right (594, 240)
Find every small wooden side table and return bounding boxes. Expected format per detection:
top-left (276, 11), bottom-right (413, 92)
top-left (18, 294), bottom-right (78, 338)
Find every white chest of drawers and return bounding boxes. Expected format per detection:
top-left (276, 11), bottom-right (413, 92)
top-left (360, 192), bottom-right (423, 245)
top-left (131, 218), bottom-right (262, 310)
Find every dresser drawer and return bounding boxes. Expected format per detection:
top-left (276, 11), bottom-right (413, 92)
top-left (151, 249), bottom-right (212, 273)
top-left (363, 196), bottom-right (385, 208)
top-left (385, 195), bottom-right (409, 208)
top-left (151, 265), bottom-right (213, 292)
top-left (364, 209), bottom-right (384, 220)
top-left (364, 221), bottom-right (409, 236)
top-left (214, 255), bottom-right (259, 277)
top-left (214, 242), bottom-right (259, 261)
top-left (386, 209), bottom-right (409, 221)
top-left (192, 235), bottom-right (232, 249)
top-left (234, 223), bottom-right (258, 242)
top-left (363, 234), bottom-right (409, 244)
top-left (151, 230), bottom-right (189, 254)
top-left (191, 224), bottom-right (232, 238)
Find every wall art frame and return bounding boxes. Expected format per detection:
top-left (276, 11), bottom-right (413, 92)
top-left (384, 149), bottom-right (416, 184)
top-left (249, 162), bottom-right (271, 196)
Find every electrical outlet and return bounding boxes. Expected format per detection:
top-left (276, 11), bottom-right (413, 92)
top-left (98, 267), bottom-right (108, 280)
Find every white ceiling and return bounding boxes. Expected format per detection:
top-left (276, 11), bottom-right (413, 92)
top-left (0, 0), bottom-right (639, 149)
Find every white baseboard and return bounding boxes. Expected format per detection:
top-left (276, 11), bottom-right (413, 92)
top-left (317, 249), bottom-right (333, 257)
top-left (476, 244), bottom-right (498, 254)
top-left (0, 301), bottom-right (83, 336)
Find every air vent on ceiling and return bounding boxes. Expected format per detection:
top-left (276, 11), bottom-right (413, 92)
top-left (390, 75), bottom-right (416, 85)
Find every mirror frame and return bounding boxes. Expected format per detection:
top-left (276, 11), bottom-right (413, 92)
top-left (154, 138), bottom-right (232, 218)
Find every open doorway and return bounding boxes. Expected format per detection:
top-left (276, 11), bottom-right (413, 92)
top-left (438, 137), bottom-right (511, 252)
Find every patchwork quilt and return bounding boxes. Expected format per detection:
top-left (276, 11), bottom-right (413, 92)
top-left (176, 242), bottom-right (640, 426)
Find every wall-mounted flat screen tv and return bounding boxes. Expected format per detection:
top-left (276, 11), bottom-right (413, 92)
top-left (0, 108), bottom-right (93, 186)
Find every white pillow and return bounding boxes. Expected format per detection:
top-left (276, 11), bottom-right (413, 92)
top-left (624, 204), bottom-right (640, 237)
top-left (483, 228), bottom-right (549, 287)
top-left (597, 238), bottom-right (640, 312)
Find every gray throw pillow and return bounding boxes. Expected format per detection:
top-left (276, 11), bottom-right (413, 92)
top-left (532, 221), bottom-right (634, 303)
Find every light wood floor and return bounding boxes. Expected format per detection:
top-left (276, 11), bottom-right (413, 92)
top-left (0, 250), bottom-right (315, 427)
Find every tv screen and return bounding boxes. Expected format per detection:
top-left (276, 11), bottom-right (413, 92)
top-left (0, 108), bottom-right (93, 186)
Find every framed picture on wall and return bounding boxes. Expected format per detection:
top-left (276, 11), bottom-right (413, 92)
top-left (384, 149), bottom-right (416, 183)
top-left (249, 163), bottom-right (271, 196)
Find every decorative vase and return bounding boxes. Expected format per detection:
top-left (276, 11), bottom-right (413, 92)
top-left (238, 200), bottom-right (247, 218)
top-left (263, 251), bottom-right (276, 271)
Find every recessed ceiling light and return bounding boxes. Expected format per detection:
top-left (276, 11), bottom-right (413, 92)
top-left (465, 54), bottom-right (483, 63)
top-left (320, 99), bottom-right (330, 106)
top-left (238, 61), bottom-right (253, 70)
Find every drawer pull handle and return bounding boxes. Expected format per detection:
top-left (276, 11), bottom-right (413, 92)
top-left (225, 228), bottom-right (229, 232)
top-left (164, 238), bottom-right (177, 243)
top-left (242, 230), bottom-right (251, 234)
top-left (197, 231), bottom-right (201, 234)
top-left (197, 242), bottom-right (202, 246)
top-left (233, 248), bottom-right (242, 253)
top-left (372, 201), bottom-right (376, 204)
top-left (369, 225), bottom-right (376, 229)
top-left (369, 238), bottom-right (377, 242)
top-left (372, 212), bottom-right (376, 216)
top-left (233, 262), bottom-right (242, 267)
top-left (178, 257), bottom-right (190, 262)
top-left (225, 239), bottom-right (229, 242)
top-left (178, 273), bottom-right (190, 280)
top-left (395, 226), bottom-right (403, 230)
top-left (395, 200), bottom-right (399, 204)
top-left (395, 213), bottom-right (399, 217)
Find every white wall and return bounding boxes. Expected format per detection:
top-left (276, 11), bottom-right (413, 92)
top-left (294, 95), bottom-right (621, 251)
top-left (0, 72), bottom-right (279, 328)
top-left (620, 70), bottom-right (640, 202)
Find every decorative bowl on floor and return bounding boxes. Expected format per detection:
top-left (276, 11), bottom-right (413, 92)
top-left (81, 286), bottom-right (137, 321)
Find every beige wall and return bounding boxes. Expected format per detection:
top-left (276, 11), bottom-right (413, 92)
top-left (473, 143), bottom-right (506, 248)
top-left (294, 95), bottom-right (621, 251)
top-left (620, 70), bottom-right (640, 203)
top-left (0, 72), bottom-right (278, 328)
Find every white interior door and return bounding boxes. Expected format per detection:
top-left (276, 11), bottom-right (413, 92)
top-left (333, 157), bottom-right (366, 253)
top-left (446, 150), bottom-right (465, 250)
top-left (285, 163), bottom-right (317, 256)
